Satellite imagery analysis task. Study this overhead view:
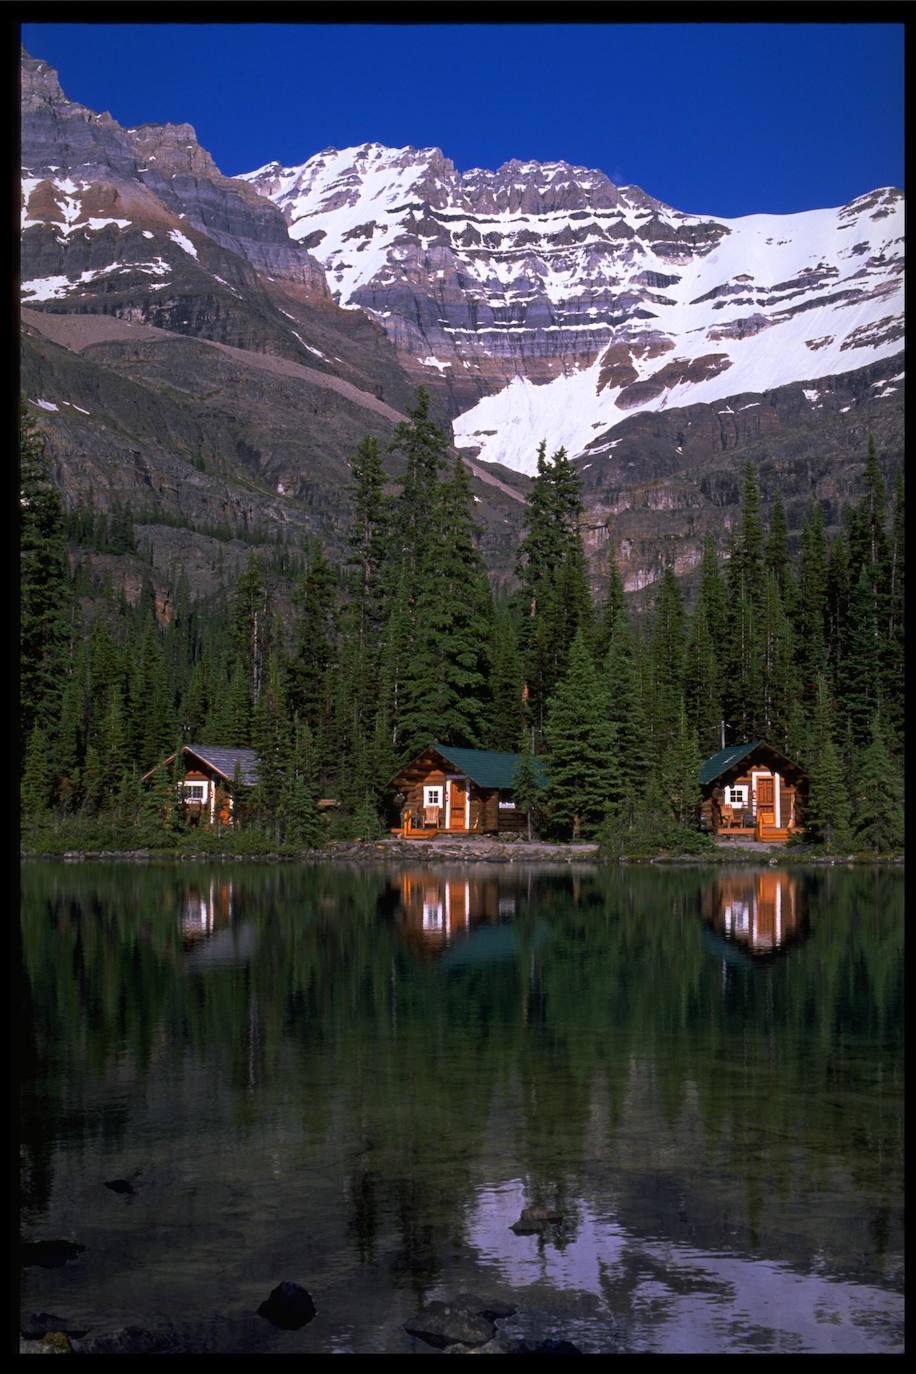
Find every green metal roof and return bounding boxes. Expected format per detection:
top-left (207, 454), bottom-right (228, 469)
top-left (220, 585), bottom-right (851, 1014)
top-left (430, 743), bottom-right (548, 790)
top-left (698, 741), bottom-right (764, 786)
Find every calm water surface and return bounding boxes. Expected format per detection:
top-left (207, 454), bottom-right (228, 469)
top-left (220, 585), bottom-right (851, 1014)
top-left (20, 862), bottom-right (903, 1353)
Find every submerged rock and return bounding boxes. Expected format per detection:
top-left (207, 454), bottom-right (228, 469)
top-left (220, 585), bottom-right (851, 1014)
top-left (510, 1206), bottom-right (564, 1235)
top-left (103, 1178), bottom-right (136, 1195)
top-left (257, 1281), bottom-right (317, 1330)
top-left (404, 1301), bottom-right (496, 1349)
top-left (20, 1240), bottom-right (85, 1268)
top-left (70, 1327), bottom-right (179, 1354)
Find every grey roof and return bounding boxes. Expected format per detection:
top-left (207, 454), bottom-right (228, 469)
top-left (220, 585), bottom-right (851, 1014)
top-left (185, 744), bottom-right (260, 785)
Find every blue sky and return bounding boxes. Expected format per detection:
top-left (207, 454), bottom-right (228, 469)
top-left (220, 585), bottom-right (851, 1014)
top-left (21, 21), bottom-right (904, 217)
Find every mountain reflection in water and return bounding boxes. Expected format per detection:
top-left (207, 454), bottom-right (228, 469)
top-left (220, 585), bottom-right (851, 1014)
top-left (20, 861), bottom-right (903, 1354)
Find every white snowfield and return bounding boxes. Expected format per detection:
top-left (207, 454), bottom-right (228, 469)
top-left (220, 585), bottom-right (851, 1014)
top-left (241, 144), bottom-right (904, 474)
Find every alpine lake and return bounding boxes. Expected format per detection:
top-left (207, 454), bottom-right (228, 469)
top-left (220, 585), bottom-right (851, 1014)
top-left (20, 860), bottom-right (903, 1355)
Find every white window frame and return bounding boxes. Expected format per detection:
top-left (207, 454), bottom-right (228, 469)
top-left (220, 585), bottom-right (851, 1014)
top-left (183, 781), bottom-right (208, 803)
top-left (423, 785), bottom-right (443, 809)
top-left (498, 791), bottom-right (516, 810)
top-left (725, 785), bottom-right (747, 808)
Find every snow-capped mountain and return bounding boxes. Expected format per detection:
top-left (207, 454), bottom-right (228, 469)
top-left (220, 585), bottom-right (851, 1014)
top-left (241, 144), bottom-right (904, 473)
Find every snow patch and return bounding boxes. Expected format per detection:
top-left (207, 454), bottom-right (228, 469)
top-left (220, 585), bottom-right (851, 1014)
top-left (168, 228), bottom-right (198, 258)
top-left (31, 398), bottom-right (58, 411)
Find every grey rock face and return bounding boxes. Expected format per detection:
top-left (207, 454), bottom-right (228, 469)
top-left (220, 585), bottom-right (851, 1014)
top-left (21, 48), bottom-right (327, 293)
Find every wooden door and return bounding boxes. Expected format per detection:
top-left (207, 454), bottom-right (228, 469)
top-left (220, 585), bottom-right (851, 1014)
top-left (449, 779), bottom-right (467, 830)
top-left (756, 776), bottom-right (775, 828)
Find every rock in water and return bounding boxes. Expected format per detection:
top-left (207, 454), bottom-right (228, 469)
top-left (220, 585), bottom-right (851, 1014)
top-left (257, 1281), bottom-right (317, 1330)
top-left (70, 1327), bottom-right (178, 1354)
top-left (510, 1205), bottom-right (563, 1235)
top-left (404, 1301), bottom-right (496, 1349)
top-left (21, 1239), bottom-right (85, 1268)
top-left (104, 1177), bottom-right (136, 1195)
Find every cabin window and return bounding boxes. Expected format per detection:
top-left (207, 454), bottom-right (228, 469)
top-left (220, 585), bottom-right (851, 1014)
top-left (184, 784), bottom-right (206, 802)
top-left (423, 786), bottom-right (442, 809)
top-left (726, 786), bottom-right (747, 808)
top-left (498, 791), bottom-right (516, 809)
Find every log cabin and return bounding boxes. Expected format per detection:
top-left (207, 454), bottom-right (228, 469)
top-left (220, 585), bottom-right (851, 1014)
top-left (388, 743), bottom-right (548, 838)
top-left (699, 740), bottom-right (807, 841)
top-left (141, 744), bottom-right (259, 826)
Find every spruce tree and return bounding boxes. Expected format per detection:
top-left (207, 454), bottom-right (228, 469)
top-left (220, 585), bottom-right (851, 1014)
top-left (851, 716), bottom-right (904, 853)
top-left (544, 630), bottom-right (621, 839)
top-left (389, 387), bottom-right (448, 579)
top-left (805, 677), bottom-right (851, 849)
top-left (232, 552), bottom-right (271, 708)
top-left (20, 722), bottom-right (51, 820)
top-left (661, 697), bottom-right (702, 829)
top-left (487, 605), bottom-right (526, 751)
top-left (512, 730), bottom-right (542, 841)
top-left (399, 455), bottom-right (494, 757)
top-left (20, 405), bottom-right (70, 750)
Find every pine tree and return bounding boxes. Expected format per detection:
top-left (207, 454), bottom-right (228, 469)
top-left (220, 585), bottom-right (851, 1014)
top-left (232, 551), bottom-right (271, 707)
top-left (20, 721), bottom-right (51, 820)
top-left (603, 606), bottom-right (651, 816)
top-left (842, 565), bottom-right (881, 749)
top-left (487, 605), bottom-right (526, 751)
top-left (851, 716), bottom-right (904, 853)
top-left (729, 461), bottom-right (765, 604)
top-left (515, 443), bottom-right (588, 741)
top-left (765, 493), bottom-right (794, 606)
top-left (346, 432), bottom-right (391, 658)
top-left (684, 601), bottom-right (722, 758)
top-left (20, 405), bottom-right (70, 749)
top-left (594, 558), bottom-right (626, 663)
top-left (512, 730), bottom-right (542, 841)
top-left (544, 630), bottom-right (621, 839)
top-left (795, 507), bottom-right (829, 710)
top-left (647, 566), bottom-right (687, 765)
top-left (805, 677), bottom-right (851, 849)
top-left (389, 387), bottom-right (448, 579)
top-left (661, 697), bottom-right (702, 828)
top-left (399, 455), bottom-right (494, 757)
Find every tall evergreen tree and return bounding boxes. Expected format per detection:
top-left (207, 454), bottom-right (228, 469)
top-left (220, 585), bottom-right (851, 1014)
top-left (20, 405), bottom-right (70, 750)
top-left (544, 630), bottom-right (621, 839)
top-left (487, 605), bottom-right (527, 751)
top-left (851, 716), bottom-right (904, 853)
top-left (398, 455), bottom-right (494, 757)
top-left (805, 676), bottom-right (851, 849)
top-left (232, 552), bottom-right (271, 708)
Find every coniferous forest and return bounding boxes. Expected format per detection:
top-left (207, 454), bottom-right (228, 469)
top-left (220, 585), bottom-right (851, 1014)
top-left (19, 390), bottom-right (905, 855)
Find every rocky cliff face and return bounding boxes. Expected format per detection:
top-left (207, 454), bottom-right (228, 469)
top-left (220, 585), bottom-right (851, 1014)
top-left (242, 143), bottom-right (904, 474)
top-left (21, 50), bottom-right (329, 296)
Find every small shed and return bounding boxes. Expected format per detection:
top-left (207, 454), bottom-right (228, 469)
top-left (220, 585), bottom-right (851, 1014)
top-left (388, 742), bottom-right (548, 838)
top-left (141, 744), bottom-right (259, 826)
top-left (699, 740), bottom-right (807, 841)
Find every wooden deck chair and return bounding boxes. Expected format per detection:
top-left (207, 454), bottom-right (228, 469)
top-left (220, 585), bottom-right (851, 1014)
top-left (423, 805), bottom-right (441, 828)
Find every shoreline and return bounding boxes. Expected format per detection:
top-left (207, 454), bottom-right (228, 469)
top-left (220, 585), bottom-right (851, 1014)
top-left (19, 837), bottom-right (904, 866)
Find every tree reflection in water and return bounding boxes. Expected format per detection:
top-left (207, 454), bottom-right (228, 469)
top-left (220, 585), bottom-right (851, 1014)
top-left (20, 861), bottom-right (903, 1352)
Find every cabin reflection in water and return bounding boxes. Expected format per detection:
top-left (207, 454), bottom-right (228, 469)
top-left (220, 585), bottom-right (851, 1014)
top-left (704, 871), bottom-right (803, 958)
top-left (392, 871), bottom-right (518, 957)
top-left (179, 879), bottom-right (234, 950)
